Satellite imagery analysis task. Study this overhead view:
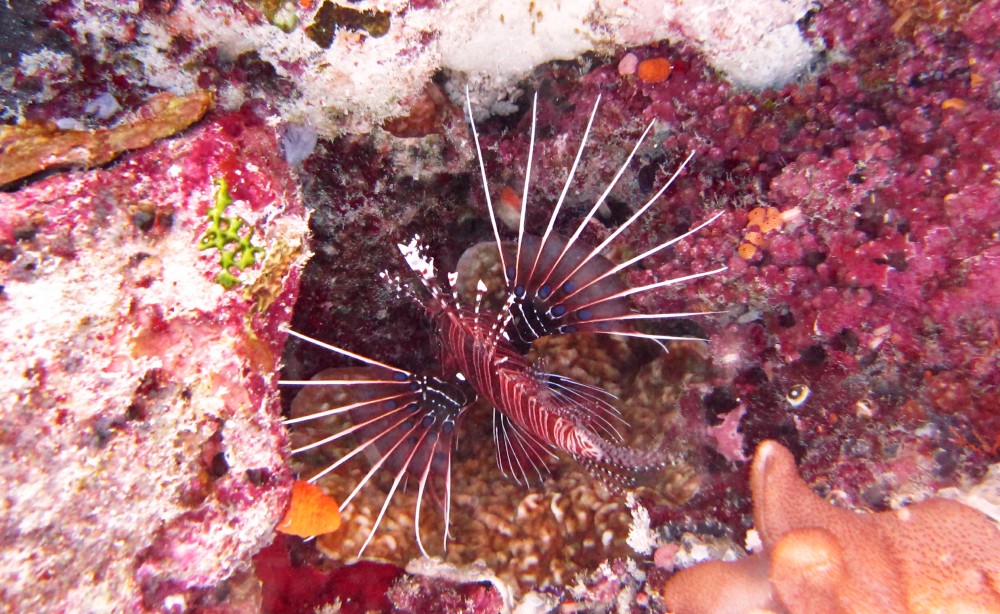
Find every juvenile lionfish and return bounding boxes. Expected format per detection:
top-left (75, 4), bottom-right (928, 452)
top-left (281, 89), bottom-right (726, 556)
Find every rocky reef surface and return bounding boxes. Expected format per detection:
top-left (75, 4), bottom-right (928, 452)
top-left (2, 0), bottom-right (999, 612)
top-left (0, 102), bottom-right (309, 609)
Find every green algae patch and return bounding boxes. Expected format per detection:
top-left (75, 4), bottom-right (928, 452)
top-left (199, 178), bottom-right (265, 289)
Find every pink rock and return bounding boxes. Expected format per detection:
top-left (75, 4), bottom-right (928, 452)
top-left (618, 52), bottom-right (639, 76)
top-left (0, 108), bottom-right (308, 611)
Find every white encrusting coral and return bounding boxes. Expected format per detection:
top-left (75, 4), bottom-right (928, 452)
top-left (54, 0), bottom-right (819, 135)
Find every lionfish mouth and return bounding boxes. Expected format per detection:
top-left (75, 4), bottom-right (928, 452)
top-left (280, 87), bottom-right (727, 558)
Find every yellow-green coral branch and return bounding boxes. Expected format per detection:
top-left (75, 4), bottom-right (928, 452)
top-left (199, 178), bottom-right (264, 289)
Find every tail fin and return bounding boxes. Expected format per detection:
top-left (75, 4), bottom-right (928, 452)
top-left (574, 435), bottom-right (669, 492)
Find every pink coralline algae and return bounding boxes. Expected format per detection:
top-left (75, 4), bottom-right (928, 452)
top-left (0, 106), bottom-right (309, 611)
top-left (523, 0), bottom-right (1000, 503)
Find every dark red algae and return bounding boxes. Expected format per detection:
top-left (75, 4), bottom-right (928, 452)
top-left (256, 536), bottom-right (403, 614)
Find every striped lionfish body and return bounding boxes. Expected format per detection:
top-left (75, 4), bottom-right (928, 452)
top-left (282, 90), bottom-right (726, 556)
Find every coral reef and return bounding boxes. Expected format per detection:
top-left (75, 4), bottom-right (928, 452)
top-left (0, 107), bottom-right (309, 610)
top-left (660, 440), bottom-right (1000, 613)
top-left (5, 0), bottom-right (1000, 610)
top-left (281, 0), bottom-right (1000, 606)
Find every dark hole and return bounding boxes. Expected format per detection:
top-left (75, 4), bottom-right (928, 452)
top-left (885, 251), bottom-right (908, 271)
top-left (831, 328), bottom-right (858, 352)
top-left (210, 452), bottom-right (230, 478)
top-left (703, 386), bottom-right (740, 423)
top-left (800, 343), bottom-right (827, 366)
top-left (132, 207), bottom-right (155, 232)
top-left (776, 304), bottom-right (796, 328)
top-left (802, 251), bottom-right (827, 267)
top-left (246, 468), bottom-right (272, 486)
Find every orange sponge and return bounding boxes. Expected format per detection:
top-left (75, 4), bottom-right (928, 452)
top-left (276, 480), bottom-right (343, 538)
top-left (661, 440), bottom-right (1000, 614)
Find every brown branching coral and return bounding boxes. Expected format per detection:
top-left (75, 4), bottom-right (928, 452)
top-left (660, 440), bottom-right (1000, 614)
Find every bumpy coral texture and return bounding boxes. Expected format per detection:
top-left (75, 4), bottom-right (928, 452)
top-left (16, 0), bottom-right (815, 136)
top-left (0, 108), bottom-right (309, 611)
top-left (660, 440), bottom-right (1000, 613)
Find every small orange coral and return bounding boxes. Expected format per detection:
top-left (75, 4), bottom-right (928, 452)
top-left (276, 480), bottom-right (342, 538)
top-left (637, 58), bottom-right (672, 84)
top-left (887, 0), bottom-right (977, 38)
top-left (497, 185), bottom-right (522, 230)
top-left (737, 243), bottom-right (758, 260)
top-left (941, 98), bottom-right (966, 111)
top-left (738, 207), bottom-right (784, 260)
top-left (747, 206), bottom-right (783, 233)
top-left (660, 440), bottom-right (1000, 614)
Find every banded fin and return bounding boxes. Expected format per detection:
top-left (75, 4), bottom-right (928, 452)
top-left (281, 329), bottom-right (471, 557)
top-left (500, 234), bottom-right (632, 352)
top-left (466, 88), bottom-right (726, 353)
top-left (574, 437), bottom-right (668, 493)
top-left (531, 365), bottom-right (628, 443)
top-left (493, 410), bottom-right (558, 486)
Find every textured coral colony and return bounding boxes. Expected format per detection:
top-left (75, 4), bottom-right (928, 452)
top-left (2, 0), bottom-right (1000, 612)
